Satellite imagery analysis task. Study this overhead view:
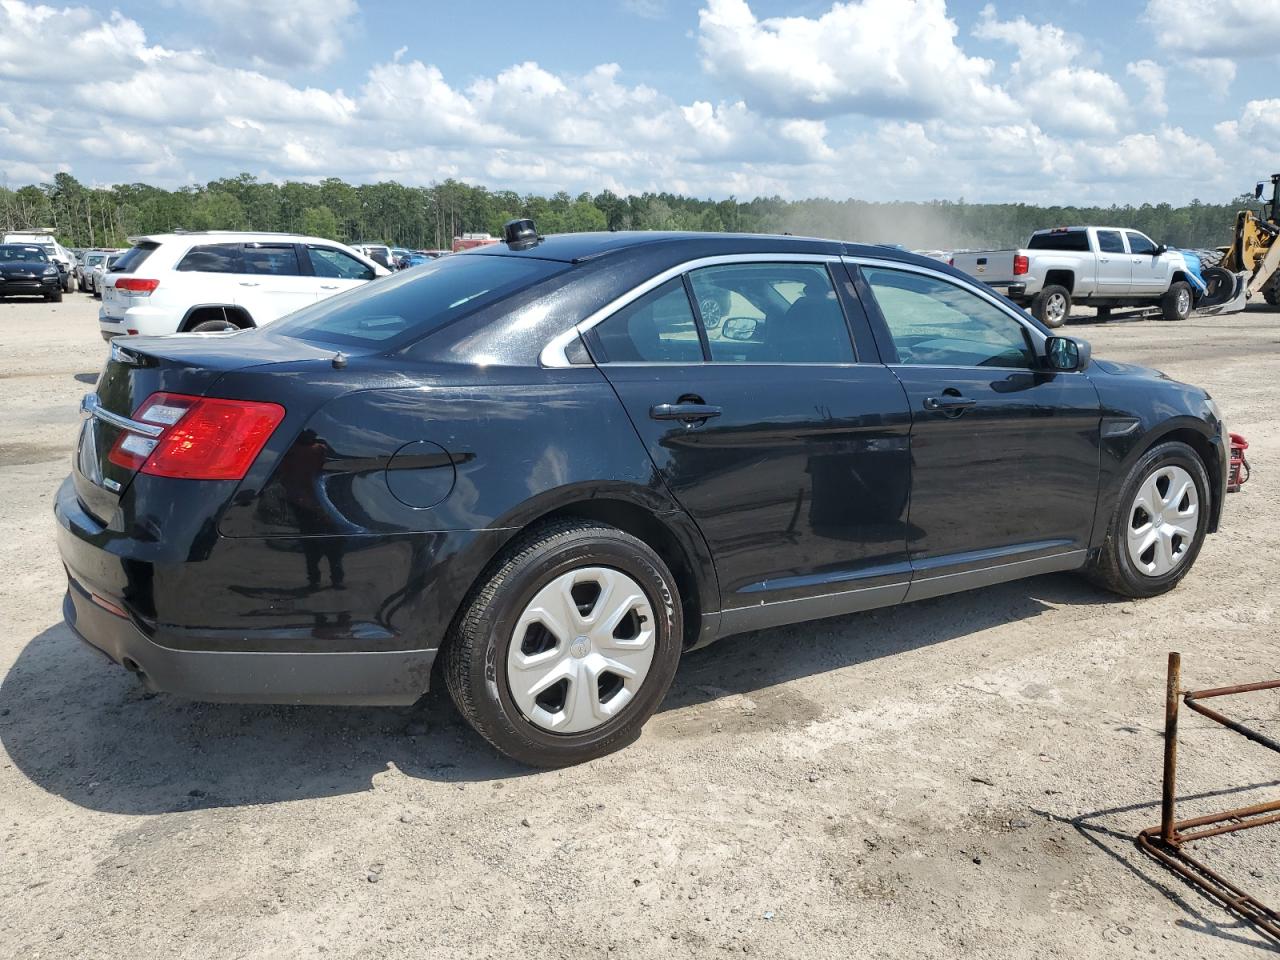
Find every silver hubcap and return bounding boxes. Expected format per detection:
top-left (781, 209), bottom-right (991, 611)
top-left (506, 567), bottom-right (656, 734)
top-left (1126, 465), bottom-right (1198, 577)
top-left (1046, 293), bottom-right (1067, 322)
top-left (1176, 288), bottom-right (1190, 315)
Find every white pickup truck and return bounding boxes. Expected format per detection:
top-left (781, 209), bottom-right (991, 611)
top-left (950, 226), bottom-right (1199, 327)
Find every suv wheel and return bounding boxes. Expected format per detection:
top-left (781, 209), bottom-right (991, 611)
top-left (1085, 441), bottom-right (1210, 598)
top-left (190, 319), bottom-right (239, 333)
top-left (445, 520), bottom-right (683, 767)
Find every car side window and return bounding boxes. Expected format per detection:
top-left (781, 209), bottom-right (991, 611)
top-left (1096, 230), bottom-right (1125, 254)
top-left (242, 244), bottom-right (302, 276)
top-left (1126, 232), bottom-right (1156, 255)
top-left (176, 243), bottom-right (243, 273)
top-left (687, 263), bottom-right (854, 363)
top-left (308, 245), bottom-right (376, 281)
top-left (590, 277), bottom-right (703, 363)
top-left (863, 267), bottom-right (1035, 369)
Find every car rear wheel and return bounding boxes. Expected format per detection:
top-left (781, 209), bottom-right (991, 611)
top-left (1084, 441), bottom-right (1210, 598)
top-left (444, 520), bottom-right (682, 767)
top-left (190, 319), bottom-right (239, 333)
top-left (1032, 284), bottom-right (1070, 328)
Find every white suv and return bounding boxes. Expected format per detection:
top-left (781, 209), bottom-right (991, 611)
top-left (98, 232), bottom-right (390, 341)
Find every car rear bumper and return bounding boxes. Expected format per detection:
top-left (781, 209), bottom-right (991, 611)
top-left (54, 475), bottom-right (449, 706)
top-left (62, 578), bottom-right (435, 705)
top-left (98, 303), bottom-right (176, 337)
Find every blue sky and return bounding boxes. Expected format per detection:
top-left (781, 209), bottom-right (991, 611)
top-left (1, 0), bottom-right (1276, 203)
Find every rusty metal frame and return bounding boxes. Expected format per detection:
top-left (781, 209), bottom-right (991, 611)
top-left (1136, 652), bottom-right (1280, 941)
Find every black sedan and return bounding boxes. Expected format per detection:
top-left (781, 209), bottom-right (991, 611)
top-left (0, 244), bottom-right (62, 301)
top-left (55, 224), bottom-right (1228, 766)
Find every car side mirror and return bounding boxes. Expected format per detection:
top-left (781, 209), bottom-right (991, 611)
top-left (1154, 244), bottom-right (1167, 256)
top-left (722, 317), bottom-right (759, 341)
top-left (1045, 336), bottom-right (1091, 372)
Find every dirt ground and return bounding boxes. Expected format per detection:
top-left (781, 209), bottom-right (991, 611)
top-left (2, 293), bottom-right (1278, 959)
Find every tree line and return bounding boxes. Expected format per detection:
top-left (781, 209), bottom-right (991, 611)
top-left (0, 171), bottom-right (1259, 253)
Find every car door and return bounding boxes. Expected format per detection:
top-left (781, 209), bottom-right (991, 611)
top-left (852, 260), bottom-right (1101, 600)
top-left (1125, 231), bottom-right (1163, 295)
top-left (586, 257), bottom-right (914, 632)
top-left (303, 244), bottom-right (377, 301)
top-left (233, 243), bottom-right (317, 324)
top-left (1094, 229), bottom-right (1132, 296)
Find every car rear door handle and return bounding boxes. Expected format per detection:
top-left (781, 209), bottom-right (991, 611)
top-left (924, 396), bottom-right (976, 413)
top-left (650, 402), bottom-right (721, 422)
top-left (238, 281), bottom-right (261, 287)
top-left (320, 284), bottom-right (339, 289)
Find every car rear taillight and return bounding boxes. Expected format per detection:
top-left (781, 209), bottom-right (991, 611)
top-left (1013, 254), bottom-right (1029, 276)
top-left (107, 392), bottom-right (285, 481)
top-left (115, 277), bottom-right (159, 295)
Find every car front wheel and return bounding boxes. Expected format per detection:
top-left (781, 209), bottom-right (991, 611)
top-left (1085, 440), bottom-right (1210, 598)
top-left (444, 520), bottom-right (683, 767)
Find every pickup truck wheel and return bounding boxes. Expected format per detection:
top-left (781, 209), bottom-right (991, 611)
top-left (1084, 441), bottom-right (1209, 598)
top-left (1160, 281), bottom-right (1192, 321)
top-left (1032, 285), bottom-right (1070, 328)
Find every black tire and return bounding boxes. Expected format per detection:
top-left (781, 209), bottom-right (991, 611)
top-left (66, 273), bottom-right (78, 293)
top-left (1160, 281), bottom-right (1192, 321)
top-left (1032, 284), bottom-right (1070, 327)
top-left (47, 288), bottom-right (62, 303)
top-left (1095, 306), bottom-right (1112, 320)
top-left (93, 288), bottom-right (101, 300)
top-left (190, 319), bottom-right (239, 333)
top-left (1084, 441), bottom-right (1211, 599)
top-left (444, 520), bottom-right (683, 767)
top-left (1264, 279), bottom-right (1279, 307)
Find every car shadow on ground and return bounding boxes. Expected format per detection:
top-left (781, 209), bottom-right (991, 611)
top-left (1, 572), bottom-right (1111, 815)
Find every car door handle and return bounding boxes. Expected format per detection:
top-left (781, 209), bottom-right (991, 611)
top-left (238, 281), bottom-right (261, 287)
top-left (924, 396), bottom-right (976, 413)
top-left (649, 402), bottom-right (721, 422)
top-left (320, 284), bottom-right (339, 289)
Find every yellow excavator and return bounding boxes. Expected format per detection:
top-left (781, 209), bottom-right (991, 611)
top-left (1210, 174), bottom-right (1280, 308)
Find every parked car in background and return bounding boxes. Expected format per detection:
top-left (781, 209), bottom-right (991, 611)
top-left (418, 249), bottom-right (449, 260)
top-left (3, 230), bottom-right (78, 292)
top-left (90, 252), bottom-right (125, 299)
top-left (78, 249), bottom-right (118, 294)
top-left (0, 243), bottom-right (62, 301)
top-left (452, 232), bottom-right (499, 252)
top-left (950, 227), bottom-right (1201, 326)
top-left (97, 232), bottom-right (389, 340)
top-left (58, 225), bottom-right (1228, 766)
top-left (353, 243), bottom-right (394, 269)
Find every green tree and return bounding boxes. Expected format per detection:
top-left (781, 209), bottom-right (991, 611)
top-left (300, 205), bottom-right (340, 239)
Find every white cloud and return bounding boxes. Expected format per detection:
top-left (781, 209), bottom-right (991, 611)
top-left (697, 0), bottom-right (1017, 121)
top-left (974, 7), bottom-right (1129, 138)
top-left (1145, 0), bottom-right (1280, 58)
top-left (0, 0), bottom-right (1263, 207)
top-left (1126, 59), bottom-right (1167, 117)
top-left (177, 0), bottom-right (359, 71)
top-left (1187, 57), bottom-right (1238, 98)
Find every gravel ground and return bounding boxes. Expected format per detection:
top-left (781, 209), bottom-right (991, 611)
top-left (1, 294), bottom-right (1278, 959)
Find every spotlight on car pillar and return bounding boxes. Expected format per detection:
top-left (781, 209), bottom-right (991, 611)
top-left (502, 218), bottom-right (540, 250)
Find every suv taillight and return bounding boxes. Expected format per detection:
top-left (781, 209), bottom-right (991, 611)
top-left (115, 277), bottom-right (159, 295)
top-left (107, 392), bottom-right (285, 480)
top-left (1013, 254), bottom-right (1029, 276)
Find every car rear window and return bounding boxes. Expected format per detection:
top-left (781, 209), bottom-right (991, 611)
top-left (176, 243), bottom-right (243, 273)
top-left (270, 253), bottom-right (568, 347)
top-left (1027, 231), bottom-right (1090, 252)
top-left (111, 241), bottom-right (159, 274)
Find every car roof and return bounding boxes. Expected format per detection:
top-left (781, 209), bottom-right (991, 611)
top-left (461, 230), bottom-right (922, 265)
top-left (131, 232), bottom-right (354, 246)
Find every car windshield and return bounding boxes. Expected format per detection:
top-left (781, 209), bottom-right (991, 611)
top-left (271, 253), bottom-right (569, 348)
top-left (0, 245), bottom-right (49, 262)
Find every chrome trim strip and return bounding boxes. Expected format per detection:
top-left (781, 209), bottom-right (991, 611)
top-left (539, 252), bottom-right (842, 368)
top-left (842, 255), bottom-right (1049, 350)
top-left (80, 393), bottom-right (164, 438)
